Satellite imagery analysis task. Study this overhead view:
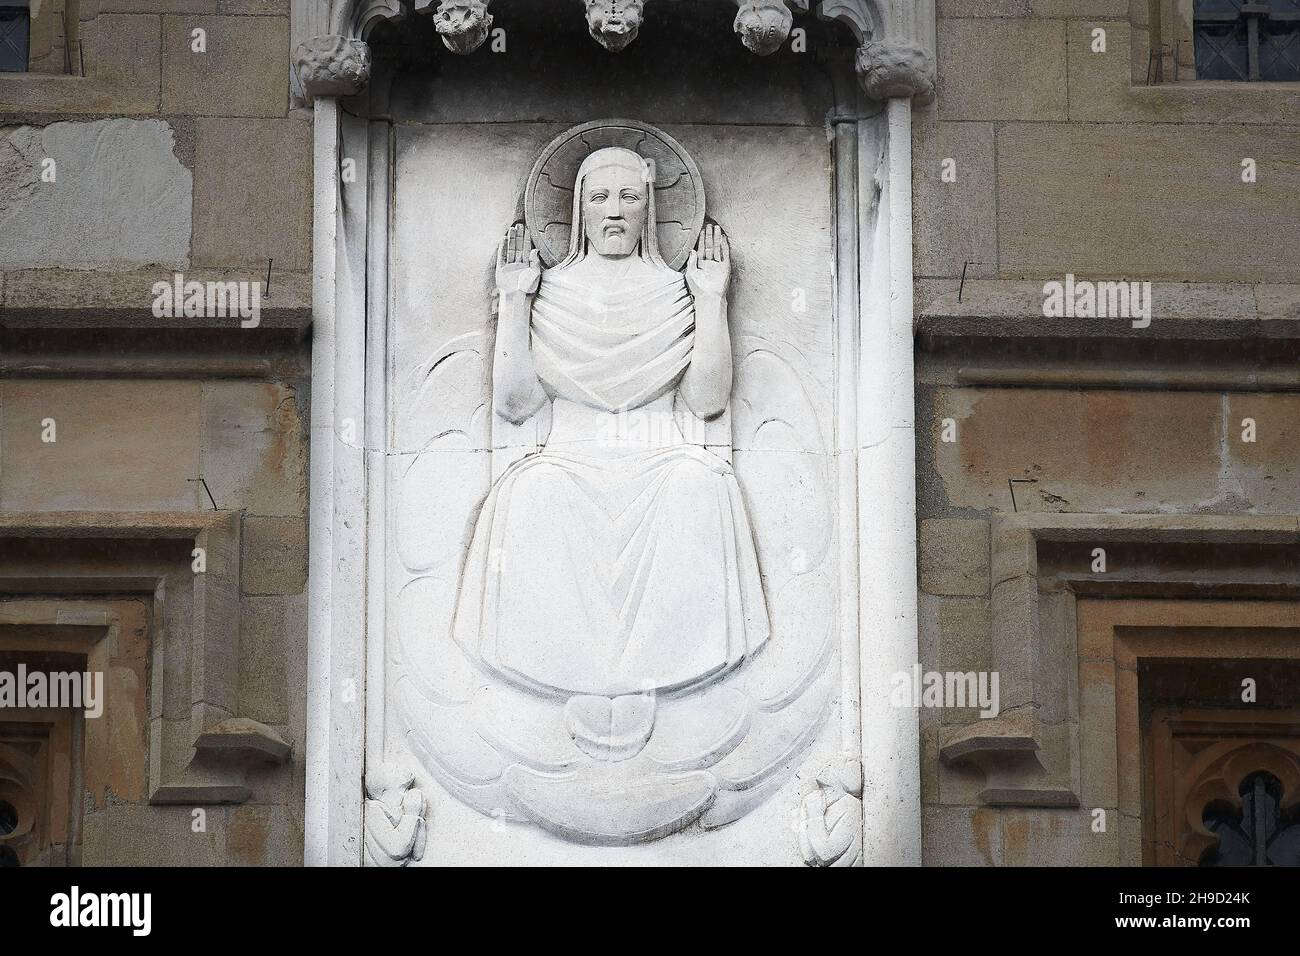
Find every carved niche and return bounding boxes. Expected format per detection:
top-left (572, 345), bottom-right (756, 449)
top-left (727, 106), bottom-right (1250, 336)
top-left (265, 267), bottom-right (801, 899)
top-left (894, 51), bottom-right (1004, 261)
top-left (389, 120), bottom-right (838, 849)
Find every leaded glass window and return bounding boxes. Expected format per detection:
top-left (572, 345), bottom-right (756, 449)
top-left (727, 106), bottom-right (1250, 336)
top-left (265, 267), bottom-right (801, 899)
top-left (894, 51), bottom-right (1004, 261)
top-left (0, 5), bottom-right (29, 73)
top-left (1195, 0), bottom-right (1300, 80)
top-left (1201, 771), bottom-right (1300, 866)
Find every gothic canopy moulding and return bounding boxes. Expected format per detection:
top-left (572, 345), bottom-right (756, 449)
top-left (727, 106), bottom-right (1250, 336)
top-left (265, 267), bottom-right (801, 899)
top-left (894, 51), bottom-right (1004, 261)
top-left (296, 0), bottom-right (933, 102)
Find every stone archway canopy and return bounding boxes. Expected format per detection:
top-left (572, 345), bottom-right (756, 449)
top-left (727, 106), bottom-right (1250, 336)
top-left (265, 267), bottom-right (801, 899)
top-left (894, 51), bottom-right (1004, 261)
top-left (299, 0), bottom-right (938, 867)
top-left (292, 0), bottom-right (934, 103)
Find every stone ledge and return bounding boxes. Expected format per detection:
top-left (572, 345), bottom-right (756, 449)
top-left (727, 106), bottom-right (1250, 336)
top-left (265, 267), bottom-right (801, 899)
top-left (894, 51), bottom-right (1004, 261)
top-left (0, 267), bottom-right (312, 331)
top-left (916, 279), bottom-right (1300, 342)
top-left (151, 718), bottom-right (292, 805)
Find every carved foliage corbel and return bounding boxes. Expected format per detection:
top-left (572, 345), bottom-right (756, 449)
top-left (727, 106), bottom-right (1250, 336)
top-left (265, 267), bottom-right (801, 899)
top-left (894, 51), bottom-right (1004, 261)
top-left (818, 0), bottom-right (936, 102)
top-left (855, 39), bottom-right (935, 102)
top-left (293, 34), bottom-right (373, 100)
top-left (295, 0), bottom-right (411, 99)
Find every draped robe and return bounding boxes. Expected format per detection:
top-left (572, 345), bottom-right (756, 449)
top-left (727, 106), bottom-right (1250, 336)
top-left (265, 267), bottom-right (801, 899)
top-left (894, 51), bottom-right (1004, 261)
top-left (453, 267), bottom-right (769, 698)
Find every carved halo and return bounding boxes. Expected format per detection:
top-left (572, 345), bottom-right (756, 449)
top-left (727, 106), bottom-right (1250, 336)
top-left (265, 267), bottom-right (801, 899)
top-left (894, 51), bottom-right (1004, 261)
top-left (523, 119), bottom-right (706, 272)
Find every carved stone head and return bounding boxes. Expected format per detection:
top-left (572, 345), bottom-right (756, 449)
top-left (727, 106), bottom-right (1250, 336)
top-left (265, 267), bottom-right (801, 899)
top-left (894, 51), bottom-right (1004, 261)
top-left (584, 0), bottom-right (644, 53)
top-left (733, 1), bottom-right (793, 57)
top-left (578, 148), bottom-right (650, 258)
top-left (433, 0), bottom-right (493, 55)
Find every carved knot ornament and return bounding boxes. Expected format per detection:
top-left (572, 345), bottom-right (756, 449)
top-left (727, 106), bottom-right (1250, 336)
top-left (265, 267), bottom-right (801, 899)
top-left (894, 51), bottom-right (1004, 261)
top-left (855, 38), bottom-right (936, 102)
top-left (292, 34), bottom-right (371, 99)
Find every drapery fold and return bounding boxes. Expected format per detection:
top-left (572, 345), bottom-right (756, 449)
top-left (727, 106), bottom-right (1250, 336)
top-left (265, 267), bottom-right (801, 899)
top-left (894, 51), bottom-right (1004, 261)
top-left (453, 266), bottom-right (768, 698)
top-left (531, 271), bottom-right (695, 413)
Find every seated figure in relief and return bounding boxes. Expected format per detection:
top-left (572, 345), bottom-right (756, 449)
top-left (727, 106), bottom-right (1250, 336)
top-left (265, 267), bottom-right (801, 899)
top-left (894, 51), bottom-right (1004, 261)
top-left (453, 146), bottom-right (769, 701)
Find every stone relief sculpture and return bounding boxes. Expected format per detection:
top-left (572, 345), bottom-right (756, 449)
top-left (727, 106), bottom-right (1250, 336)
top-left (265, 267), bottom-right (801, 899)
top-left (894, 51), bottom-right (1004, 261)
top-left (429, 0), bottom-right (494, 54)
top-left (460, 149), bottom-right (766, 699)
top-left (362, 763), bottom-right (429, 866)
top-left (394, 121), bottom-right (836, 848)
top-left (583, 0), bottom-right (644, 51)
top-left (293, 34), bottom-right (370, 99)
top-left (733, 0), bottom-right (795, 56)
top-left (798, 758), bottom-right (864, 866)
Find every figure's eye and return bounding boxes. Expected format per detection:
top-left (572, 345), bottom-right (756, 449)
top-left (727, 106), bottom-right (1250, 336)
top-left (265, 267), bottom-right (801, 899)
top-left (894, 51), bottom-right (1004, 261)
top-left (589, 191), bottom-right (608, 203)
top-left (621, 191), bottom-right (641, 203)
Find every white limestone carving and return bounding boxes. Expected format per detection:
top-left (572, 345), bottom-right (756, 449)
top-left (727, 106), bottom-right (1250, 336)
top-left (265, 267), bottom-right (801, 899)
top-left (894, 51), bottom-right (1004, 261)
top-left (362, 763), bottom-right (429, 866)
top-left (856, 38), bottom-right (934, 102)
top-left (798, 758), bottom-right (863, 866)
top-left (304, 0), bottom-right (937, 865)
top-left (392, 123), bottom-right (836, 847)
top-left (818, 0), bottom-right (936, 101)
top-left (583, 0), bottom-right (645, 51)
top-left (428, 0), bottom-right (494, 54)
top-left (293, 34), bottom-right (371, 99)
top-left (733, 1), bottom-right (794, 56)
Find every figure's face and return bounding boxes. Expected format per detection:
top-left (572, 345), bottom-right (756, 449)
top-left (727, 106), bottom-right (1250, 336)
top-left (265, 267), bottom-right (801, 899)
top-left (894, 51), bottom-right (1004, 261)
top-left (586, 0), bottom-right (644, 52)
top-left (582, 165), bottom-right (647, 258)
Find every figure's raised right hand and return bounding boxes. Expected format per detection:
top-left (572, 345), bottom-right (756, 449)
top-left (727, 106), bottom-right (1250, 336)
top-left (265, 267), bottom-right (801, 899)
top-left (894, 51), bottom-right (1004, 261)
top-left (496, 223), bottom-right (542, 298)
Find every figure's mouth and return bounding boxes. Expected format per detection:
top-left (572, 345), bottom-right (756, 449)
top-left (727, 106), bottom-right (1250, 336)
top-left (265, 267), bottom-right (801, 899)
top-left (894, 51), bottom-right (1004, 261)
top-left (603, 223), bottom-right (626, 235)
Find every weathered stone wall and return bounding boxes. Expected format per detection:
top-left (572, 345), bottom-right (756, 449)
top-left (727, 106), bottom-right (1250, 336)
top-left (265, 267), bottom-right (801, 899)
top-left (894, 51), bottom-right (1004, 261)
top-left (913, 0), bottom-right (1300, 865)
top-left (0, 0), bottom-right (310, 865)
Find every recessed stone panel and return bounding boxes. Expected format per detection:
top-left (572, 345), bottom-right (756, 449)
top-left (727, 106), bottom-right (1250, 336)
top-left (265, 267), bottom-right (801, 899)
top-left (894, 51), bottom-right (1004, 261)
top-left (0, 381), bottom-right (202, 511)
top-left (162, 15), bottom-right (289, 116)
top-left (997, 122), bottom-right (1300, 281)
top-left (0, 119), bottom-right (191, 272)
top-left (931, 388), bottom-right (1225, 512)
top-left (936, 18), bottom-right (1068, 121)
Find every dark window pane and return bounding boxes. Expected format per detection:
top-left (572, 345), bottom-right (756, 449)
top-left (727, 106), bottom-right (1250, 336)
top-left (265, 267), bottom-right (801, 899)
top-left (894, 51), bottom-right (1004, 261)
top-left (1196, 0), bottom-right (1245, 16)
top-left (1201, 772), bottom-right (1300, 867)
top-left (0, 6), bottom-right (27, 73)
top-left (1260, 22), bottom-right (1300, 79)
top-left (1195, 22), bottom-right (1251, 79)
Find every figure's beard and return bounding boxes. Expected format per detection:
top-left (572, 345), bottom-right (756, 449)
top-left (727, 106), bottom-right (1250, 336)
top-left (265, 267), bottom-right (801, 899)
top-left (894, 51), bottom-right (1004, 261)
top-left (589, 223), bottom-right (639, 257)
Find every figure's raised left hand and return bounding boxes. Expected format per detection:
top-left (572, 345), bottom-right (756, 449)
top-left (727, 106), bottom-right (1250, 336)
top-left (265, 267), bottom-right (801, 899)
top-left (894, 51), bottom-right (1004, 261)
top-left (685, 223), bottom-right (730, 300)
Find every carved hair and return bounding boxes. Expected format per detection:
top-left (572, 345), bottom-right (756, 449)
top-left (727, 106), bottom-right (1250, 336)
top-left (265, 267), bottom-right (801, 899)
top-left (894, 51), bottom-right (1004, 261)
top-left (554, 147), bottom-right (669, 270)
